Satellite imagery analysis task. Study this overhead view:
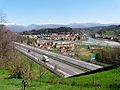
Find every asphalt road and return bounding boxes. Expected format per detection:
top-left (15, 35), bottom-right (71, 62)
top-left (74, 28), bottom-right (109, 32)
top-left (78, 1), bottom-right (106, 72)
top-left (14, 42), bottom-right (103, 78)
top-left (15, 45), bottom-right (86, 77)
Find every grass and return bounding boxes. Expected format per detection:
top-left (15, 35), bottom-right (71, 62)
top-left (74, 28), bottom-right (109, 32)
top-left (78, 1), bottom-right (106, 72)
top-left (50, 48), bottom-right (60, 53)
top-left (0, 70), bottom-right (9, 79)
top-left (105, 31), bottom-right (116, 35)
top-left (79, 54), bottom-right (90, 60)
top-left (65, 68), bottom-right (120, 90)
top-left (0, 52), bottom-right (120, 90)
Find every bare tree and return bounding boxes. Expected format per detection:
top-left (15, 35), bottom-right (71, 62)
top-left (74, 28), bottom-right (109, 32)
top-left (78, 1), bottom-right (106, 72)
top-left (0, 10), bottom-right (7, 23)
top-left (0, 10), bottom-right (10, 69)
top-left (0, 11), bottom-right (35, 89)
top-left (0, 10), bottom-right (27, 78)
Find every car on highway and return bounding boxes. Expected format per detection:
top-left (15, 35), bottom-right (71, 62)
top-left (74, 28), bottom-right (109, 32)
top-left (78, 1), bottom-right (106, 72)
top-left (28, 50), bottom-right (31, 53)
top-left (42, 55), bottom-right (49, 62)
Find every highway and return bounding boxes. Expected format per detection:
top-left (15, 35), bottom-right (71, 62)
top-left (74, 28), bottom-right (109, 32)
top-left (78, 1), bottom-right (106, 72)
top-left (14, 42), bottom-right (103, 78)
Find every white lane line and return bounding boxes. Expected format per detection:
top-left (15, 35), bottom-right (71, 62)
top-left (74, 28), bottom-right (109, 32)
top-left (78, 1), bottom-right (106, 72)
top-left (49, 59), bottom-right (82, 74)
top-left (45, 62), bottom-right (71, 77)
top-left (73, 71), bottom-right (80, 74)
top-left (20, 48), bottom-right (81, 75)
top-left (16, 47), bottom-right (75, 77)
top-left (58, 64), bottom-right (65, 68)
top-left (46, 63), bottom-right (54, 69)
top-left (16, 46), bottom-right (83, 77)
top-left (57, 69), bottom-right (72, 77)
top-left (17, 48), bottom-right (38, 60)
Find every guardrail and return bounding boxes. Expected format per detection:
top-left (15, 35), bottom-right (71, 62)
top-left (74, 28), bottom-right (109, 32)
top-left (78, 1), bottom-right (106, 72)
top-left (14, 42), bottom-right (103, 70)
top-left (15, 47), bottom-right (67, 78)
top-left (15, 43), bottom-right (91, 72)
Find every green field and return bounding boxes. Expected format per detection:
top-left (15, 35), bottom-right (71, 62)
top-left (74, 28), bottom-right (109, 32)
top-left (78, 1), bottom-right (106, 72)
top-left (0, 53), bottom-right (120, 90)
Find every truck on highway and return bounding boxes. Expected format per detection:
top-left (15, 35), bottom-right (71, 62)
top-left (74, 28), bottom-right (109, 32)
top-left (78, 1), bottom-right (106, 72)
top-left (42, 55), bottom-right (49, 62)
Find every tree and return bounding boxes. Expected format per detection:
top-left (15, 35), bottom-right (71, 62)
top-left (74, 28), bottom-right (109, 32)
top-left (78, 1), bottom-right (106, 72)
top-left (96, 47), bottom-right (120, 66)
top-left (0, 10), bottom-right (7, 23)
top-left (0, 11), bottom-right (12, 69)
top-left (0, 11), bottom-right (32, 81)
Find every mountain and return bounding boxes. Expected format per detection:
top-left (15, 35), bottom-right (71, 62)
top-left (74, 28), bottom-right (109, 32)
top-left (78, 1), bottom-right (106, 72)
top-left (6, 25), bottom-right (27, 32)
top-left (5, 24), bottom-right (65, 32)
top-left (27, 24), bottom-right (40, 30)
top-left (67, 23), bottom-right (110, 28)
top-left (4, 23), bottom-right (113, 32)
top-left (39, 24), bottom-right (65, 29)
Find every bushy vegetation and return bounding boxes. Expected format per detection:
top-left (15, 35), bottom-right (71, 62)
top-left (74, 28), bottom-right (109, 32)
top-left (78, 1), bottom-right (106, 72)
top-left (22, 27), bottom-right (73, 35)
top-left (95, 25), bottom-right (120, 35)
top-left (0, 25), bottom-right (34, 80)
top-left (96, 47), bottom-right (120, 65)
top-left (21, 25), bottom-right (120, 36)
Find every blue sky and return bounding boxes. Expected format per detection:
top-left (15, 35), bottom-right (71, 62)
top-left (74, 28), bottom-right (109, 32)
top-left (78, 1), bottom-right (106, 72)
top-left (0, 0), bottom-right (120, 25)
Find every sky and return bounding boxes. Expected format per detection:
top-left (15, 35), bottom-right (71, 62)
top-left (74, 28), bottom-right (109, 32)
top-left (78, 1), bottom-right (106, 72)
top-left (0, 0), bottom-right (120, 25)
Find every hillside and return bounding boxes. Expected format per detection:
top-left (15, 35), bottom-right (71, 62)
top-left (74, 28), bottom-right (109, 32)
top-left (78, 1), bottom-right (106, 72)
top-left (21, 27), bottom-right (73, 35)
top-left (0, 52), bottom-right (120, 90)
top-left (21, 25), bottom-right (120, 36)
top-left (5, 23), bottom-right (111, 32)
top-left (91, 25), bottom-right (120, 35)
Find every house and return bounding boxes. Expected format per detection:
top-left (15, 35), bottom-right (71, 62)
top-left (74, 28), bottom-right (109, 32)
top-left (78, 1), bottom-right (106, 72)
top-left (56, 43), bottom-right (75, 51)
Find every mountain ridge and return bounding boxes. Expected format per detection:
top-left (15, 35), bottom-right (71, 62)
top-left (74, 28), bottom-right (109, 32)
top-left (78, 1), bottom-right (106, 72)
top-left (3, 23), bottom-right (117, 32)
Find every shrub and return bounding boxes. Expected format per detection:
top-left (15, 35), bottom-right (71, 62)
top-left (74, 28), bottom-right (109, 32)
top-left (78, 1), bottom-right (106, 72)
top-left (96, 47), bottom-right (120, 65)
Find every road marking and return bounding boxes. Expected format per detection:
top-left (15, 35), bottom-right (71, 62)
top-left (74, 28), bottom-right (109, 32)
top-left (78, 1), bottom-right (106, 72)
top-left (73, 71), bottom-right (80, 74)
top-left (59, 65), bottom-right (65, 68)
top-left (57, 69), bottom-right (71, 77)
top-left (15, 44), bottom-right (102, 78)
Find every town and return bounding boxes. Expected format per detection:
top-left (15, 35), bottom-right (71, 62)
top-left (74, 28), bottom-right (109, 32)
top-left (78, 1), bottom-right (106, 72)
top-left (22, 29), bottom-right (120, 61)
top-left (0, 0), bottom-right (120, 90)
